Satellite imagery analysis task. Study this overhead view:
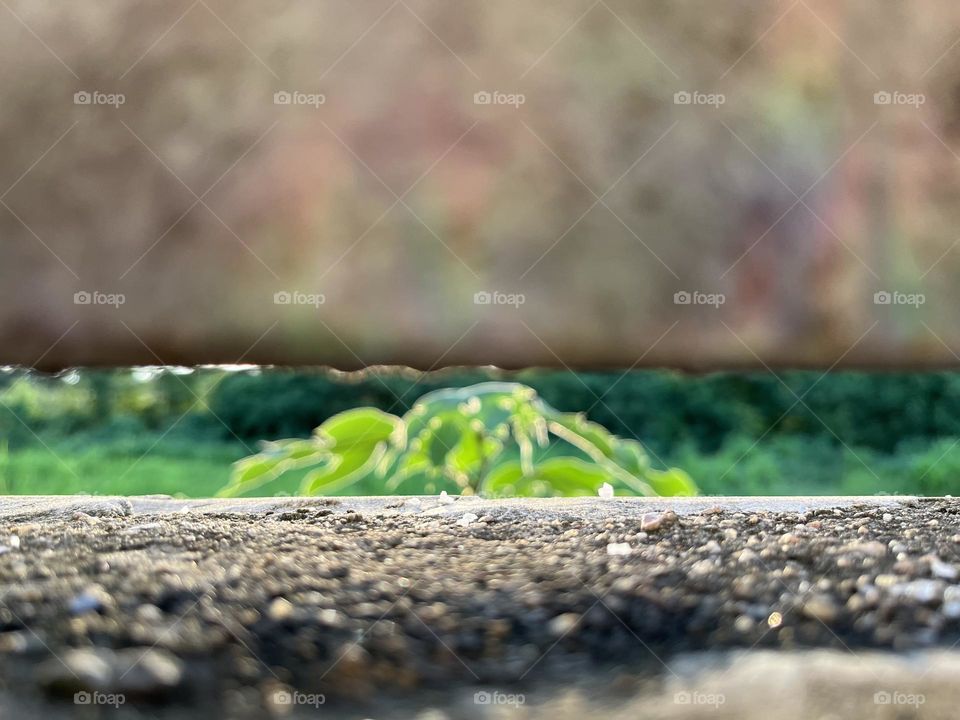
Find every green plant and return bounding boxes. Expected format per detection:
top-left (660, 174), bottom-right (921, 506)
top-left (218, 382), bottom-right (697, 498)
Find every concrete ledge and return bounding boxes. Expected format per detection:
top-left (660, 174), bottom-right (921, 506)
top-left (0, 494), bottom-right (921, 520)
top-left (0, 493), bottom-right (953, 720)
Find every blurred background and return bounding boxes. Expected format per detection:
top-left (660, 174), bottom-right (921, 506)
top-left (3, 0), bottom-right (960, 368)
top-left (4, 366), bottom-right (960, 497)
top-left (5, 2), bottom-right (960, 496)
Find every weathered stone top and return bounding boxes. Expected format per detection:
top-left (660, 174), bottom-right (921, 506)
top-left (0, 493), bottom-right (919, 521)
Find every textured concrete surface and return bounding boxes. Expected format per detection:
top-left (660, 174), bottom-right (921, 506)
top-left (1, 494), bottom-right (955, 720)
top-left (0, 493), bottom-right (919, 520)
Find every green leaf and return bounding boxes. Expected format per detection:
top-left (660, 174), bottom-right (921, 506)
top-left (646, 468), bottom-right (697, 497)
top-left (548, 413), bottom-right (617, 456)
top-left (418, 412), bottom-right (469, 467)
top-left (384, 455), bottom-right (432, 492)
top-left (218, 455), bottom-right (286, 497)
top-left (446, 430), bottom-right (483, 475)
top-left (314, 409), bottom-right (403, 451)
top-left (530, 457), bottom-right (610, 495)
top-left (480, 460), bottom-right (524, 495)
top-left (220, 380), bottom-right (699, 500)
top-left (260, 439), bottom-right (327, 470)
top-left (610, 439), bottom-right (650, 476)
top-left (300, 444), bottom-right (386, 495)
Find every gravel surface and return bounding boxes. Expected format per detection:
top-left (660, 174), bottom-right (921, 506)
top-left (1, 495), bottom-right (959, 718)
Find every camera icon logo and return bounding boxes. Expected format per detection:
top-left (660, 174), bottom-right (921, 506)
top-left (673, 290), bottom-right (691, 305)
top-left (274, 91), bottom-right (292, 105)
top-left (874, 691), bottom-right (891, 705)
top-left (74, 291), bottom-right (92, 305)
top-left (874, 290), bottom-right (891, 305)
top-left (74, 91), bottom-right (92, 105)
top-left (272, 689), bottom-right (293, 705)
top-left (874, 91), bottom-right (892, 105)
top-left (74, 691), bottom-right (92, 705)
top-left (274, 291), bottom-right (292, 305)
top-left (674, 91), bottom-right (692, 105)
top-left (474, 91), bottom-right (492, 105)
top-left (474, 291), bottom-right (492, 305)
top-left (674, 691), bottom-right (692, 704)
top-left (474, 691), bottom-right (492, 705)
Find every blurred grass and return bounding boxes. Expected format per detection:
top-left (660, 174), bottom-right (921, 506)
top-left (0, 445), bottom-right (240, 497)
top-left (673, 436), bottom-right (960, 496)
top-left (4, 368), bottom-right (960, 497)
top-left (2, 434), bottom-right (959, 497)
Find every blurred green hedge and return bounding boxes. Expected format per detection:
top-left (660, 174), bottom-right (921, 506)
top-left (208, 369), bottom-right (960, 456)
top-left (6, 368), bottom-right (960, 458)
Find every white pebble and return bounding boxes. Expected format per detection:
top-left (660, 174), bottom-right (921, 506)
top-left (456, 513), bottom-right (479, 526)
top-left (268, 597), bottom-right (295, 621)
top-left (598, 482), bottom-right (614, 500)
top-left (929, 557), bottom-right (958, 581)
top-left (606, 542), bottom-right (632, 556)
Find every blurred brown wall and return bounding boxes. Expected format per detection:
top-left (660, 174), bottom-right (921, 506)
top-left (3, 0), bottom-right (960, 369)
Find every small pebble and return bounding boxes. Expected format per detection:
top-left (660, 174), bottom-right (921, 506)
top-left (606, 542), bottom-right (632, 556)
top-left (802, 595), bottom-right (839, 623)
top-left (689, 559), bottom-right (717, 578)
top-left (69, 586), bottom-right (112, 615)
top-left (547, 613), bottom-right (581, 637)
top-left (641, 511), bottom-right (677, 533)
top-left (701, 540), bottom-right (722, 555)
top-left (927, 556), bottom-right (958, 581)
top-left (734, 615), bottom-right (754, 633)
top-left (268, 597), bottom-right (295, 621)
